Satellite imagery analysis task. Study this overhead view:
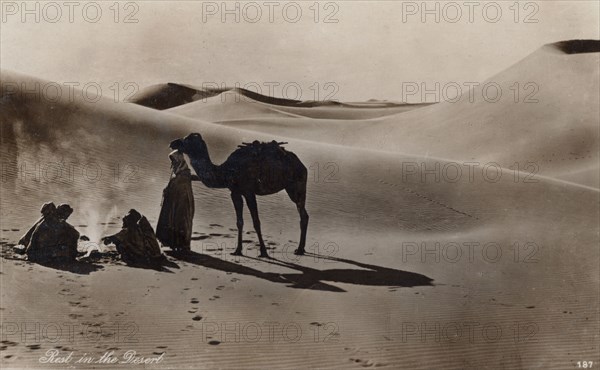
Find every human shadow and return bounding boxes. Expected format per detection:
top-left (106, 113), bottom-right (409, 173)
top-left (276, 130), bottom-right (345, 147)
top-left (250, 254), bottom-right (433, 291)
top-left (32, 259), bottom-right (104, 275)
top-left (2, 246), bottom-right (103, 275)
top-left (88, 251), bottom-right (180, 273)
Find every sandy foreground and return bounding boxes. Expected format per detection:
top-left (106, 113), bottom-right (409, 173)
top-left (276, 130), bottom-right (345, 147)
top-left (0, 42), bottom-right (599, 369)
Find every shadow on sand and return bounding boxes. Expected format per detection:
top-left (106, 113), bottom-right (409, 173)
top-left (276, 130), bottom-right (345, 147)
top-left (81, 252), bottom-right (180, 273)
top-left (33, 259), bottom-right (104, 275)
top-left (168, 250), bottom-right (433, 292)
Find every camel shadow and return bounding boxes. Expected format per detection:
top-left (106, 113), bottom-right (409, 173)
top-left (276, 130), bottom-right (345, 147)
top-left (250, 253), bottom-right (434, 291)
top-left (169, 250), bottom-right (433, 292)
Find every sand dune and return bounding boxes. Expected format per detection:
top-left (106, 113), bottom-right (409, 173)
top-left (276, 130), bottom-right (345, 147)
top-left (164, 42), bottom-right (599, 188)
top-left (127, 83), bottom-right (221, 110)
top-left (133, 83), bottom-right (429, 120)
top-left (166, 92), bottom-right (303, 121)
top-left (1, 40), bottom-right (599, 369)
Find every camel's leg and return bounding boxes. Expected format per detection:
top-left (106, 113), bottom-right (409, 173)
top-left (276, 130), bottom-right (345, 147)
top-left (231, 192), bottom-right (244, 256)
top-left (286, 181), bottom-right (309, 255)
top-left (244, 194), bottom-right (269, 258)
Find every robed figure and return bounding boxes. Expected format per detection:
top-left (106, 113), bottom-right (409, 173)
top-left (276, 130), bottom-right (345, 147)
top-left (103, 209), bottom-right (164, 266)
top-left (156, 150), bottom-right (195, 253)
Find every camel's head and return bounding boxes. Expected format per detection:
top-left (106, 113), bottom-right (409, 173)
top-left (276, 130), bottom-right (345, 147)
top-left (170, 133), bottom-right (206, 154)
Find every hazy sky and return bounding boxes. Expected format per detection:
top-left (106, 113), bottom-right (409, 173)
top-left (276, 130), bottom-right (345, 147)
top-left (1, 1), bottom-right (598, 101)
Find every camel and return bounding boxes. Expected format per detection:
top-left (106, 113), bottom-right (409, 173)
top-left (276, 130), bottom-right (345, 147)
top-left (170, 133), bottom-right (309, 258)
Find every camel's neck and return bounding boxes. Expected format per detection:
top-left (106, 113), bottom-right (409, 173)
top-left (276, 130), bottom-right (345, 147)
top-left (188, 150), bottom-right (226, 188)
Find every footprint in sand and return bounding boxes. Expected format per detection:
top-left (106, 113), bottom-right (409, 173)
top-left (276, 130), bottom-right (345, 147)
top-left (209, 224), bottom-right (223, 228)
top-left (192, 315), bottom-right (203, 321)
top-left (188, 310), bottom-right (197, 313)
top-left (192, 235), bottom-right (210, 240)
top-left (216, 286), bottom-right (225, 291)
top-left (209, 296), bottom-right (220, 301)
top-left (209, 233), bottom-right (223, 237)
top-left (26, 344), bottom-right (41, 350)
top-left (69, 314), bottom-right (83, 319)
top-left (208, 340), bottom-right (220, 345)
top-left (191, 278), bottom-right (198, 281)
top-left (191, 298), bottom-right (199, 304)
top-left (58, 289), bottom-right (74, 296)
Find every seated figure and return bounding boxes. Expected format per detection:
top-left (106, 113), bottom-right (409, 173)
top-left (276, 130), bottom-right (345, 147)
top-left (102, 209), bottom-right (164, 267)
top-left (18, 202), bottom-right (55, 248)
top-left (21, 202), bottom-right (80, 263)
top-left (56, 204), bottom-right (80, 260)
top-left (25, 203), bottom-right (61, 262)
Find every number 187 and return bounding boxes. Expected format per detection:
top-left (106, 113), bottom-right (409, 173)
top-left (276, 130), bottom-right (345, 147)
top-left (577, 361), bottom-right (594, 368)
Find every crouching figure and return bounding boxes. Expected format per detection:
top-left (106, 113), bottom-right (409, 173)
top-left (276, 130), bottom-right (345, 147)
top-left (102, 209), bottom-right (165, 268)
top-left (20, 202), bottom-right (79, 263)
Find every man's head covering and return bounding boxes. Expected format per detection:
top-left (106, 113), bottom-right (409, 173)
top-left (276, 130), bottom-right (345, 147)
top-left (56, 204), bottom-right (74, 220)
top-left (169, 150), bottom-right (190, 175)
top-left (40, 202), bottom-right (57, 217)
top-left (127, 209), bottom-right (142, 221)
top-left (122, 209), bottom-right (142, 227)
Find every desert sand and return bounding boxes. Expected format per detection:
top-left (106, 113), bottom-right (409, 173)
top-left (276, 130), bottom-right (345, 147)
top-left (0, 41), bottom-right (598, 369)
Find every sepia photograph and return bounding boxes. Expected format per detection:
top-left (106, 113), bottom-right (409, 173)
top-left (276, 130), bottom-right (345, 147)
top-left (0, 1), bottom-right (599, 368)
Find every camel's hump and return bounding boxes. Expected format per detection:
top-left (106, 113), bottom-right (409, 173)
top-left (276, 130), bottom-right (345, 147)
top-left (237, 140), bottom-right (288, 149)
top-left (235, 140), bottom-right (289, 155)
